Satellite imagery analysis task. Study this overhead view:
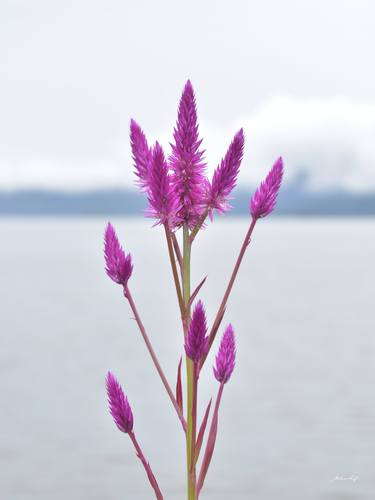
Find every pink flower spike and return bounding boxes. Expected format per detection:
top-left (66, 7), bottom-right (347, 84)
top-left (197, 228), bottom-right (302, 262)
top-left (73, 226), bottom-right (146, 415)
top-left (250, 157), bottom-right (284, 219)
top-left (106, 372), bottom-right (134, 433)
top-left (130, 119), bottom-right (152, 191)
top-left (213, 324), bottom-right (236, 383)
top-left (146, 142), bottom-right (179, 227)
top-left (104, 223), bottom-right (133, 287)
top-left (170, 80), bottom-right (206, 228)
top-left (207, 129), bottom-right (245, 217)
top-left (185, 300), bottom-right (209, 363)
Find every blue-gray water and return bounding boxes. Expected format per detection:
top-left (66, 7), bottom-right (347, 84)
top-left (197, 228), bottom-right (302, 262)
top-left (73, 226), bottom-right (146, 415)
top-left (1, 217), bottom-right (374, 500)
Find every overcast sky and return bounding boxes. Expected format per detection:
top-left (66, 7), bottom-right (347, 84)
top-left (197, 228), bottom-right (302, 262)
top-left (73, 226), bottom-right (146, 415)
top-left (1, 0), bottom-right (375, 191)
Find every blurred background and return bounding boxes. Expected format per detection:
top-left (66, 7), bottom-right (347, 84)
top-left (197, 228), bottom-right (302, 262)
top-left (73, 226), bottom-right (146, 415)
top-left (1, 1), bottom-right (374, 499)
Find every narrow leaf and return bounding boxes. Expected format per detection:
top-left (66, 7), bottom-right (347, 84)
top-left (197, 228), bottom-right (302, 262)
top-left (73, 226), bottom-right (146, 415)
top-left (176, 357), bottom-right (183, 413)
top-left (196, 385), bottom-right (224, 495)
top-left (188, 276), bottom-right (207, 307)
top-left (194, 398), bottom-right (212, 464)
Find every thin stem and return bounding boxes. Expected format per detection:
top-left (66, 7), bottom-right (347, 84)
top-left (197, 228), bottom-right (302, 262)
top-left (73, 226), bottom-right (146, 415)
top-left (164, 223), bottom-right (185, 319)
top-left (215, 384), bottom-right (224, 417)
top-left (124, 285), bottom-right (187, 432)
top-left (129, 431), bottom-right (164, 500)
top-left (190, 363), bottom-right (198, 476)
top-left (190, 209), bottom-right (208, 244)
top-left (200, 218), bottom-right (257, 368)
top-left (182, 224), bottom-right (196, 500)
top-left (171, 232), bottom-right (183, 269)
top-left (182, 225), bottom-right (191, 338)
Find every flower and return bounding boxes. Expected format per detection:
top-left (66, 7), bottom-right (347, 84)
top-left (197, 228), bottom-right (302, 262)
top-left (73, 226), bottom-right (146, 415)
top-left (106, 371), bottom-right (134, 433)
top-left (250, 157), bottom-right (284, 219)
top-left (169, 80), bottom-right (206, 228)
top-left (104, 223), bottom-right (133, 286)
top-left (213, 324), bottom-right (236, 383)
top-left (206, 129), bottom-right (245, 217)
top-left (185, 300), bottom-right (209, 362)
top-left (146, 142), bottom-right (179, 226)
top-left (130, 119), bottom-right (152, 191)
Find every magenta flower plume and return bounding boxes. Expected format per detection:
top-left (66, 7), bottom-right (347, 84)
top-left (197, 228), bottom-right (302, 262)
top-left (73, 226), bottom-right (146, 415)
top-left (130, 119), bottom-right (152, 191)
top-left (185, 300), bottom-right (209, 362)
top-left (170, 80), bottom-right (206, 228)
top-left (146, 142), bottom-right (179, 226)
top-left (250, 157), bottom-right (284, 219)
top-left (207, 129), bottom-right (245, 217)
top-left (106, 371), bottom-right (134, 433)
top-left (104, 222), bottom-right (133, 286)
top-left (213, 324), bottom-right (236, 383)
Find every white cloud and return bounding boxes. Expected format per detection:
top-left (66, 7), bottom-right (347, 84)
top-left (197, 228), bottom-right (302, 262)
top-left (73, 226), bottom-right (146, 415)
top-left (138, 96), bottom-right (375, 193)
top-left (2, 96), bottom-right (375, 192)
top-left (235, 96), bottom-right (375, 192)
top-left (0, 159), bottom-right (134, 192)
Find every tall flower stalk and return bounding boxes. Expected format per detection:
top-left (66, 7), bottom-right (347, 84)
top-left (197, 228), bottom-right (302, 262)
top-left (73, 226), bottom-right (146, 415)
top-left (102, 80), bottom-right (284, 499)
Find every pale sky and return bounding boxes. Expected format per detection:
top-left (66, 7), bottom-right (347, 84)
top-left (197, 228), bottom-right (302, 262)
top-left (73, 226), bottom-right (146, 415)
top-left (1, 0), bottom-right (375, 191)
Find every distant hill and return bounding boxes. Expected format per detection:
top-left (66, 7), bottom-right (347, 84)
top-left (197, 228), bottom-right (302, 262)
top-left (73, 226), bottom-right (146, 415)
top-left (1, 187), bottom-right (375, 215)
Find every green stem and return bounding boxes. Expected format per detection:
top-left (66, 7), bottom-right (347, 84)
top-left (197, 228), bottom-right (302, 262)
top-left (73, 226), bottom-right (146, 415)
top-left (164, 224), bottom-right (185, 320)
top-left (182, 224), bottom-right (196, 500)
top-left (190, 363), bottom-right (198, 481)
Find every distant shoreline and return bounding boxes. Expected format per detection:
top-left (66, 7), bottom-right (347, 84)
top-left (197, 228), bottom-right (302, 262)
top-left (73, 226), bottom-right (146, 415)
top-left (1, 188), bottom-right (375, 215)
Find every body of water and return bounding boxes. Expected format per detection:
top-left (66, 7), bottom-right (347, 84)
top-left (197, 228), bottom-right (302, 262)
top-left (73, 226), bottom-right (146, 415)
top-left (1, 217), bottom-right (374, 499)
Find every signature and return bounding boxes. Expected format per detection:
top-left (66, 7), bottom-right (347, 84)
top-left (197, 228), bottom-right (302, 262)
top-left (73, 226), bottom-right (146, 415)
top-left (332, 475), bottom-right (359, 483)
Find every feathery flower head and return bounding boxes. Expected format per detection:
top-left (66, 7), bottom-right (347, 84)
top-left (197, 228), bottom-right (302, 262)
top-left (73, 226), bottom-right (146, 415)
top-left (106, 371), bottom-right (134, 433)
top-left (185, 300), bottom-right (209, 362)
top-left (170, 80), bottom-right (206, 228)
top-left (146, 142), bottom-right (180, 227)
top-left (207, 129), bottom-right (245, 218)
top-left (250, 157), bottom-right (284, 219)
top-left (213, 324), bottom-right (236, 384)
top-left (104, 222), bottom-right (133, 286)
top-left (130, 119), bottom-right (152, 191)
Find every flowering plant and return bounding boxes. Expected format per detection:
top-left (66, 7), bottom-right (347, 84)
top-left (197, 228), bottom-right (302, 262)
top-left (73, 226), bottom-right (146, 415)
top-left (104, 80), bottom-right (283, 499)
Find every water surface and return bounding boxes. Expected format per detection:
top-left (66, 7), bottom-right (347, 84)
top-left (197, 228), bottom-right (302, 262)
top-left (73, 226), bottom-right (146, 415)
top-left (1, 217), bottom-right (374, 499)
